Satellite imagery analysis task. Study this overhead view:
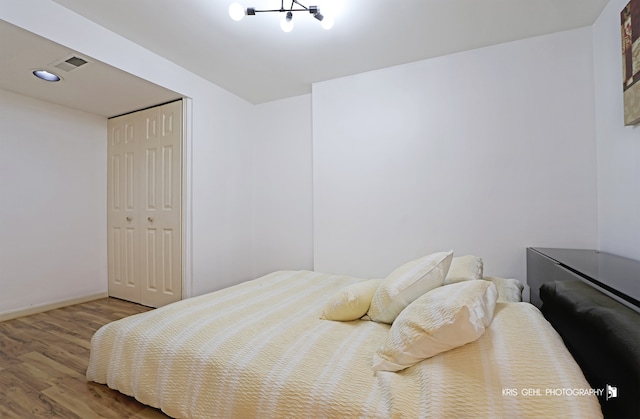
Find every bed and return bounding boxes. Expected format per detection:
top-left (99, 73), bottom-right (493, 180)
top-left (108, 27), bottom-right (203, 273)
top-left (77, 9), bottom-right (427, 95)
top-left (87, 253), bottom-right (603, 418)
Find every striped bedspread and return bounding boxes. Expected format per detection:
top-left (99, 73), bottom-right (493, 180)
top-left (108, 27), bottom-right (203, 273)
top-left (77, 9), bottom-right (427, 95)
top-left (87, 270), bottom-right (602, 418)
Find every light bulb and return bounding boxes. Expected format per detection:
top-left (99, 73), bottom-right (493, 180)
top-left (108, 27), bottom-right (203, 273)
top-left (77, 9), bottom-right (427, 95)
top-left (229, 3), bottom-right (245, 21)
top-left (321, 15), bottom-right (334, 30)
top-left (321, 0), bottom-right (343, 18)
top-left (280, 12), bottom-right (294, 32)
top-left (33, 70), bottom-right (61, 82)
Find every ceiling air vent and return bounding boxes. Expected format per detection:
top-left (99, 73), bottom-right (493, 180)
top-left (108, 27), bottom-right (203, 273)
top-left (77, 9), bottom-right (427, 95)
top-left (52, 55), bottom-right (90, 72)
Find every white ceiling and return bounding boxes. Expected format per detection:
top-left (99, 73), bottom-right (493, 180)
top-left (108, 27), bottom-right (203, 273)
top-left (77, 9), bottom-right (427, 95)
top-left (0, 20), bottom-right (182, 117)
top-left (49, 0), bottom-right (610, 104)
top-left (1, 0), bottom-right (610, 114)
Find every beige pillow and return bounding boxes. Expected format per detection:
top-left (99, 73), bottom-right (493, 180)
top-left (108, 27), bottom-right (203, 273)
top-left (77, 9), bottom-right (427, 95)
top-left (444, 255), bottom-right (483, 284)
top-left (366, 250), bottom-right (453, 324)
top-left (321, 279), bottom-right (381, 321)
top-left (484, 276), bottom-right (524, 302)
top-left (372, 280), bottom-right (498, 372)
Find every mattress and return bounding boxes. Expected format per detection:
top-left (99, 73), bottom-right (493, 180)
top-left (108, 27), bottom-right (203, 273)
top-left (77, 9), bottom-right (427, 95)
top-left (87, 270), bottom-right (602, 418)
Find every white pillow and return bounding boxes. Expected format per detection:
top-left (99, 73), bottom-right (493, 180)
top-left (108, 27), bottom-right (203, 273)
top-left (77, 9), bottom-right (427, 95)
top-left (444, 255), bottom-right (483, 284)
top-left (366, 251), bottom-right (453, 324)
top-left (484, 276), bottom-right (524, 302)
top-left (372, 280), bottom-right (498, 372)
top-left (320, 279), bottom-right (381, 321)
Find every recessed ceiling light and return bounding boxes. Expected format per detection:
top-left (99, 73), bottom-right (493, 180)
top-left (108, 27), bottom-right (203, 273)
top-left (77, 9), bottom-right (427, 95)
top-left (33, 70), bottom-right (61, 82)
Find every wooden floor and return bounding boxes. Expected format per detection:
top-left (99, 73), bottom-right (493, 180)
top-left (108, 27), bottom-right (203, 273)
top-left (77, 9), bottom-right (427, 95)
top-left (0, 298), bottom-right (170, 418)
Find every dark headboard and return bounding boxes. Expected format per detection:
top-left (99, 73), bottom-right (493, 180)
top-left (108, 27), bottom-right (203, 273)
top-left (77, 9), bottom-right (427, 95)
top-left (527, 248), bottom-right (640, 419)
top-left (540, 280), bottom-right (640, 419)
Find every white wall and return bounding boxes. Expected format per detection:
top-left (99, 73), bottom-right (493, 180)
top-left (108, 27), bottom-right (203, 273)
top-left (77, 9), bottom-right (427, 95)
top-left (251, 94), bottom-right (314, 278)
top-left (2, 0), bottom-right (622, 316)
top-left (593, 0), bottom-right (640, 261)
top-left (0, 0), bottom-right (255, 301)
top-left (312, 28), bottom-right (598, 283)
top-left (0, 89), bottom-right (107, 314)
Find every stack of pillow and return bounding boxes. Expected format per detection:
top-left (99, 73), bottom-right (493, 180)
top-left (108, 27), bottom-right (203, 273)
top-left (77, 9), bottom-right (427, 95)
top-left (320, 251), bottom-right (522, 372)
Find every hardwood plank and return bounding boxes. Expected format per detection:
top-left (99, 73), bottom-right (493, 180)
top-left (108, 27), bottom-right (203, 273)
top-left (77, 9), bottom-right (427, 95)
top-left (85, 381), bottom-right (166, 418)
top-left (0, 320), bottom-right (61, 355)
top-left (42, 384), bottom-right (142, 419)
top-left (0, 297), bottom-right (168, 418)
top-left (0, 292), bottom-right (108, 323)
top-left (19, 351), bottom-right (85, 382)
top-left (41, 344), bottom-right (91, 374)
top-left (0, 404), bottom-right (21, 419)
top-left (0, 368), bottom-right (79, 418)
top-left (41, 385), bottom-right (98, 418)
top-left (132, 406), bottom-right (172, 418)
top-left (17, 351), bottom-right (150, 417)
top-left (3, 362), bottom-right (52, 392)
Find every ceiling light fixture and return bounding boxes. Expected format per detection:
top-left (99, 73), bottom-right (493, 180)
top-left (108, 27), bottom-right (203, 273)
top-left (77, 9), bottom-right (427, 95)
top-left (32, 70), bottom-right (61, 82)
top-left (229, 0), bottom-right (334, 31)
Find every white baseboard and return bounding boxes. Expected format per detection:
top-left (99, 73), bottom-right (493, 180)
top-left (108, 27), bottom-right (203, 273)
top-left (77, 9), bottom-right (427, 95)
top-left (0, 292), bottom-right (109, 323)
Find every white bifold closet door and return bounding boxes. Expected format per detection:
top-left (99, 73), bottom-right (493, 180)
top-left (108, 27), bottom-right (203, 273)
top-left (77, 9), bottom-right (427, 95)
top-left (107, 100), bottom-right (183, 307)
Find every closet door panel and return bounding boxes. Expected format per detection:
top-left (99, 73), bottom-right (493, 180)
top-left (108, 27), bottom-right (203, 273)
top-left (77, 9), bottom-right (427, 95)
top-left (107, 115), bottom-right (140, 302)
top-left (107, 100), bottom-right (182, 307)
top-left (140, 101), bottom-right (182, 307)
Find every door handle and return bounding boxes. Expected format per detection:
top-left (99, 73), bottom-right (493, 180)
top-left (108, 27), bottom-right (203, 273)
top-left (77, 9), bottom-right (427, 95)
top-left (148, 217), bottom-right (154, 222)
top-left (126, 216), bottom-right (132, 222)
